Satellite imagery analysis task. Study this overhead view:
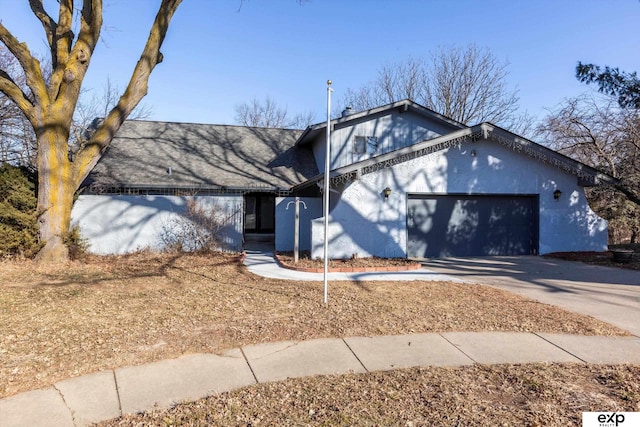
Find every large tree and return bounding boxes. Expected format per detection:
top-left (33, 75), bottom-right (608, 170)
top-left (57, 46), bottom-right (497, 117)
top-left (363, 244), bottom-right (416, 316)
top-left (339, 45), bottom-right (532, 134)
top-left (0, 0), bottom-right (182, 262)
top-left (538, 94), bottom-right (640, 242)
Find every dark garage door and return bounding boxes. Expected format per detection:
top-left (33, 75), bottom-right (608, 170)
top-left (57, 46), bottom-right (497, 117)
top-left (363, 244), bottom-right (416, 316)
top-left (407, 194), bottom-right (538, 258)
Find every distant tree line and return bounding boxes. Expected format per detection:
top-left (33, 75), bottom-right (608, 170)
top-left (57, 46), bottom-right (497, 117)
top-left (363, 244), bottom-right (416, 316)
top-left (538, 62), bottom-right (640, 243)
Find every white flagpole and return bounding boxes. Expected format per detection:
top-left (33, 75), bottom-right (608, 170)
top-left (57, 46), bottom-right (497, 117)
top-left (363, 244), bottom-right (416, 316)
top-left (323, 80), bottom-right (333, 305)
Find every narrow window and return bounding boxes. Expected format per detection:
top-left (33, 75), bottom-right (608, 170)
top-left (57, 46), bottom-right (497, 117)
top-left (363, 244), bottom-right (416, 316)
top-left (353, 136), bottom-right (366, 154)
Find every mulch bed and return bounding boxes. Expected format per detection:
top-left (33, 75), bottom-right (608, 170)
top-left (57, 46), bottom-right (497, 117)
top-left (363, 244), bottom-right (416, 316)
top-left (275, 251), bottom-right (421, 273)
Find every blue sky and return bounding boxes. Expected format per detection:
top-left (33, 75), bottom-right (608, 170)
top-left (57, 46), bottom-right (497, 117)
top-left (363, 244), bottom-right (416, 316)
top-left (1, 0), bottom-right (639, 127)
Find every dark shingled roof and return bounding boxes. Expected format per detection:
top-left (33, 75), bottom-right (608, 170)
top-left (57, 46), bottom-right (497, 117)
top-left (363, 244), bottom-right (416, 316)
top-left (84, 120), bottom-right (319, 191)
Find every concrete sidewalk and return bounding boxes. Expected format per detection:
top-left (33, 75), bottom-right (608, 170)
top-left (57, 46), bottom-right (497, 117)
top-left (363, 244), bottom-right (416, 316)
top-left (2, 332), bottom-right (640, 427)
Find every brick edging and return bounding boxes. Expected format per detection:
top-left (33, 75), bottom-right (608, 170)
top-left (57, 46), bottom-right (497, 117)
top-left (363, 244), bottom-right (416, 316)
top-left (273, 253), bottom-right (422, 273)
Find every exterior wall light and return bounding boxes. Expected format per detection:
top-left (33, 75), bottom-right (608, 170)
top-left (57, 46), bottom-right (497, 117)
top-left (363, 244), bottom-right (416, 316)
top-left (383, 187), bottom-right (392, 199)
top-left (553, 189), bottom-right (562, 200)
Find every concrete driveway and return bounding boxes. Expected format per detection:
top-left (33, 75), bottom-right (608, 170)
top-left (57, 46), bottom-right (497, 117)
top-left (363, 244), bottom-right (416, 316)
top-left (420, 256), bottom-right (640, 337)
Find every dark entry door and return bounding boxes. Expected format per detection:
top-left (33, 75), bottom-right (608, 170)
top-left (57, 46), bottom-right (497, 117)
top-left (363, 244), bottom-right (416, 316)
top-left (407, 194), bottom-right (538, 258)
top-left (244, 194), bottom-right (275, 234)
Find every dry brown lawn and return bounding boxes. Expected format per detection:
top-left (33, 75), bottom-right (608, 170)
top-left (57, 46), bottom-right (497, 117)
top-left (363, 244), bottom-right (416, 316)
top-left (0, 251), bottom-right (636, 424)
top-left (98, 363), bottom-right (640, 426)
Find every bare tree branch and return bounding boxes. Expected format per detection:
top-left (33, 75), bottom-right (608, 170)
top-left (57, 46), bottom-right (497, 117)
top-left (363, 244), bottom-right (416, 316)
top-left (0, 22), bottom-right (48, 109)
top-left (0, 71), bottom-right (35, 121)
top-left (49, 0), bottom-right (103, 120)
top-left (0, 46), bottom-right (38, 165)
top-left (28, 0), bottom-right (58, 55)
top-left (338, 45), bottom-right (525, 130)
top-left (234, 96), bottom-right (315, 129)
top-left (538, 93), bottom-right (640, 239)
top-left (74, 0), bottom-right (182, 187)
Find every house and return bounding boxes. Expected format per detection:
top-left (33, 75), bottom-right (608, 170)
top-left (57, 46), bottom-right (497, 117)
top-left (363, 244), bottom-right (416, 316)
top-left (72, 122), bottom-right (318, 254)
top-left (71, 99), bottom-right (612, 258)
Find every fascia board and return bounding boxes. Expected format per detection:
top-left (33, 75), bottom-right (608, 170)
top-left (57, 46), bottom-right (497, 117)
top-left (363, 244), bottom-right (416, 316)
top-left (291, 127), bottom-right (475, 191)
top-left (482, 123), bottom-right (618, 185)
top-left (295, 99), bottom-right (465, 146)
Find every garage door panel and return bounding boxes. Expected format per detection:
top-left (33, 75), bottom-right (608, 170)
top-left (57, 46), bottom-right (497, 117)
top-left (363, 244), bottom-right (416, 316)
top-left (407, 195), bottom-right (537, 258)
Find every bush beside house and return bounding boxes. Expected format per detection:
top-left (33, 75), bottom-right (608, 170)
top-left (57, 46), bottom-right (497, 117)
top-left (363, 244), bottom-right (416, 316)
top-left (0, 164), bottom-right (40, 257)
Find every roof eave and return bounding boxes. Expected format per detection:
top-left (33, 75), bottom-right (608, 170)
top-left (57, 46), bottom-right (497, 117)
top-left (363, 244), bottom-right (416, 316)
top-left (292, 126), bottom-right (477, 191)
top-left (480, 123), bottom-right (617, 186)
top-left (295, 99), bottom-right (467, 147)
top-left (292, 123), bottom-right (617, 191)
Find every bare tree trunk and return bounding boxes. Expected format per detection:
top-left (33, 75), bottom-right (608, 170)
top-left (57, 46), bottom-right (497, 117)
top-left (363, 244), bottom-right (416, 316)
top-left (34, 126), bottom-right (74, 262)
top-left (1, 0), bottom-right (182, 263)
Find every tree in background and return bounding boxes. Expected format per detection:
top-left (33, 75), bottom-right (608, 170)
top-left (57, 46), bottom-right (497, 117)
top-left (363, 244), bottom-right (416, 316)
top-left (538, 94), bottom-right (640, 243)
top-left (539, 61), bottom-right (640, 243)
top-left (1, 49), bottom-right (151, 167)
top-left (576, 62), bottom-right (640, 109)
top-left (0, 46), bottom-right (37, 166)
top-left (338, 45), bottom-right (533, 135)
top-left (70, 77), bottom-right (153, 157)
top-left (0, 0), bottom-right (182, 262)
top-left (234, 96), bottom-right (316, 129)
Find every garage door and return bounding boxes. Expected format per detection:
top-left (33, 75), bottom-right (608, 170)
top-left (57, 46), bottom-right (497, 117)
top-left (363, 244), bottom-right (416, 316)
top-left (407, 194), bottom-right (538, 258)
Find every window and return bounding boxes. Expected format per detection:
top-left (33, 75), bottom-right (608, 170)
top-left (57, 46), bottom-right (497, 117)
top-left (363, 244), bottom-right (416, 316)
top-left (353, 136), bottom-right (366, 154)
top-left (353, 136), bottom-right (378, 155)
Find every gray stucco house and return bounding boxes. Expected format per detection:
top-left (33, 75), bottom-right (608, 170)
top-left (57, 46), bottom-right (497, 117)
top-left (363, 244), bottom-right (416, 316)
top-left (72, 99), bottom-right (612, 258)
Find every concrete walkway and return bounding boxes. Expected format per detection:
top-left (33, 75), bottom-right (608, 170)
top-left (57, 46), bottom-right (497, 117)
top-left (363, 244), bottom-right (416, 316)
top-left (3, 332), bottom-right (640, 427)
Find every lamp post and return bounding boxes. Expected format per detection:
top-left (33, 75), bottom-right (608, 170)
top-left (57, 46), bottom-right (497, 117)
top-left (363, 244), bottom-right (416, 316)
top-left (323, 80), bottom-right (333, 305)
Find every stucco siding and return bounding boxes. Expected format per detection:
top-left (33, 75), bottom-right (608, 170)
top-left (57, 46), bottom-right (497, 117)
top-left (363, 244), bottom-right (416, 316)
top-left (71, 195), bottom-right (243, 254)
top-left (275, 197), bottom-right (323, 252)
top-left (311, 138), bottom-right (607, 259)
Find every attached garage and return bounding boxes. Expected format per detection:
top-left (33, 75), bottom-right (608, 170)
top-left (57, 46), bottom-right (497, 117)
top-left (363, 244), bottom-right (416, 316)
top-left (407, 194), bottom-right (539, 258)
top-left (299, 108), bottom-right (609, 260)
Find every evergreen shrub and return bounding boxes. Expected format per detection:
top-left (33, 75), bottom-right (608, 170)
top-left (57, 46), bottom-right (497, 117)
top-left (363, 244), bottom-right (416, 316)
top-left (0, 164), bottom-right (40, 257)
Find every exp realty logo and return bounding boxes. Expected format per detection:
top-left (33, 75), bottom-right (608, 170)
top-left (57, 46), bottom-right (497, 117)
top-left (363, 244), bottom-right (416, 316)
top-left (582, 412), bottom-right (639, 427)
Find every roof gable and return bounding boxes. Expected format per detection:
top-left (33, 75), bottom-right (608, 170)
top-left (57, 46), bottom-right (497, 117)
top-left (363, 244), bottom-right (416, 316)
top-left (295, 99), bottom-right (467, 147)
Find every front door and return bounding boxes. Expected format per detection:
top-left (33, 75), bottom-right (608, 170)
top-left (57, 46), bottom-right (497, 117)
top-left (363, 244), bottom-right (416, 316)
top-left (244, 194), bottom-right (275, 234)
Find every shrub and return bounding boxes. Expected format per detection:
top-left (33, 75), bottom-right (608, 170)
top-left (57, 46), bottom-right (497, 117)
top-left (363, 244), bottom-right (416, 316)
top-left (0, 164), bottom-right (40, 257)
top-left (64, 225), bottom-right (89, 260)
top-left (159, 197), bottom-right (241, 253)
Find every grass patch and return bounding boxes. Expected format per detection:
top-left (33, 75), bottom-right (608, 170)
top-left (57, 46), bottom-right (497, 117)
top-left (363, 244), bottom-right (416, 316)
top-left (0, 252), bottom-right (630, 398)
